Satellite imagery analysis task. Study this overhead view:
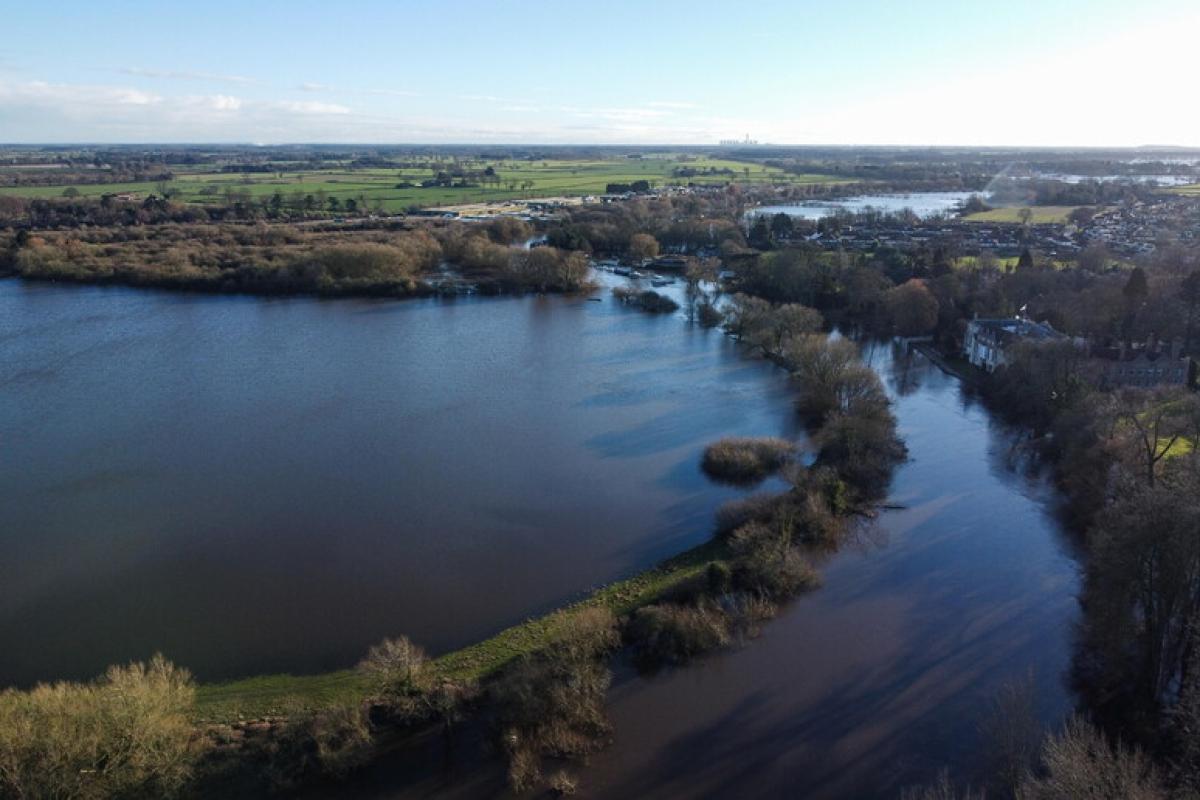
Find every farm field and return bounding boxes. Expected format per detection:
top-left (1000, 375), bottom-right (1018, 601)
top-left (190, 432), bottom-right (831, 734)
top-left (0, 156), bottom-right (851, 212)
top-left (962, 205), bottom-right (1082, 224)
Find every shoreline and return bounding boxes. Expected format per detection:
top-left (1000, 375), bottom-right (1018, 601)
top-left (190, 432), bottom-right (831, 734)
top-left (194, 538), bottom-right (727, 723)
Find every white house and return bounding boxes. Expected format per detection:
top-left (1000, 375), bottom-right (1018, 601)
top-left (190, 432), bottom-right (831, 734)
top-left (963, 316), bottom-right (1064, 372)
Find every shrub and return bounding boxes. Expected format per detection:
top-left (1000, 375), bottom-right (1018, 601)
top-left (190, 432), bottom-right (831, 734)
top-left (260, 703), bottom-right (374, 791)
top-left (0, 654), bottom-right (204, 799)
top-left (549, 769), bottom-right (578, 796)
top-left (627, 603), bottom-right (732, 668)
top-left (306, 704), bottom-right (374, 778)
top-left (357, 635), bottom-right (428, 695)
top-left (1019, 716), bottom-right (1165, 799)
top-left (549, 607), bottom-right (622, 662)
top-left (299, 242), bottom-right (426, 282)
top-left (732, 546), bottom-right (821, 600)
top-left (900, 770), bottom-right (984, 800)
top-left (612, 285), bottom-right (679, 313)
top-left (492, 608), bottom-right (619, 792)
top-left (701, 436), bottom-right (796, 484)
top-left (815, 411), bottom-right (907, 500)
top-left (356, 637), bottom-right (475, 730)
top-left (788, 480), bottom-right (846, 549)
top-left (718, 592), bottom-right (779, 640)
top-left (706, 561), bottom-right (733, 594)
top-left (714, 491), bottom-right (786, 535)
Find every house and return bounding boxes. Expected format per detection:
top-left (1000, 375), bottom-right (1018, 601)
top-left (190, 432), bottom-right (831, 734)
top-left (963, 316), bottom-right (1065, 372)
top-left (1088, 338), bottom-right (1195, 389)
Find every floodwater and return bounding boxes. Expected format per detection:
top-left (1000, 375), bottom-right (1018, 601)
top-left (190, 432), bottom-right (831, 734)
top-left (3, 278), bottom-right (1082, 797)
top-left (0, 279), bottom-right (798, 686)
top-left (1031, 172), bottom-right (1194, 186)
top-left (750, 192), bottom-right (976, 221)
top-left (313, 322), bottom-right (1082, 799)
top-left (577, 342), bottom-right (1080, 798)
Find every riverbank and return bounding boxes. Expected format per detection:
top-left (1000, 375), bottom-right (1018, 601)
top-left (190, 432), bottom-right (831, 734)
top-left (911, 340), bottom-right (979, 383)
top-left (0, 268), bottom-right (596, 302)
top-left (195, 539), bottom-right (726, 723)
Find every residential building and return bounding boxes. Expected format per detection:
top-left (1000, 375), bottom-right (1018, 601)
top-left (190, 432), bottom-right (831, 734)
top-left (963, 316), bottom-right (1065, 372)
top-left (1088, 338), bottom-right (1195, 389)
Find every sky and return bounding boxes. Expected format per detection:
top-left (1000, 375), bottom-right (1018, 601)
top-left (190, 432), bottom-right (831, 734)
top-left (2, 0), bottom-right (1198, 147)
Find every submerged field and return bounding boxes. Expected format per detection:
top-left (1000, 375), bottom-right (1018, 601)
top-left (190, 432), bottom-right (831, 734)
top-left (0, 156), bottom-right (849, 211)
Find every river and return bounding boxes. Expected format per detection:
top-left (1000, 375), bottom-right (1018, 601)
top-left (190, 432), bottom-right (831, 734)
top-left (304, 283), bottom-right (1079, 798)
top-left (1, 277), bottom-right (1081, 796)
top-left (577, 341), bottom-right (1080, 797)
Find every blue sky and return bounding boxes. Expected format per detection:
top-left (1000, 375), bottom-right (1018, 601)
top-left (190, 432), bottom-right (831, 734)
top-left (2, 0), bottom-right (1197, 145)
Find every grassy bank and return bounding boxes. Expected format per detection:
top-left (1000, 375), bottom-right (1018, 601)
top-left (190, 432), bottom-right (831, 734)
top-left (195, 539), bottom-right (726, 722)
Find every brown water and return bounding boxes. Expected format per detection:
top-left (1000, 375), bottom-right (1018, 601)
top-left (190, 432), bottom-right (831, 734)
top-left (0, 278), bottom-right (797, 686)
top-left (321, 340), bottom-right (1081, 799)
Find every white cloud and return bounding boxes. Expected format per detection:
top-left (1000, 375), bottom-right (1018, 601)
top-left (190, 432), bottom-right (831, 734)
top-left (119, 67), bottom-right (255, 85)
top-left (113, 88), bottom-right (161, 106)
top-left (645, 101), bottom-right (699, 110)
top-left (207, 94), bottom-right (242, 112)
top-left (0, 80), bottom-right (162, 109)
top-left (276, 100), bottom-right (350, 115)
top-left (300, 82), bottom-right (418, 98)
top-left (360, 88), bottom-right (419, 98)
top-left (561, 105), bottom-right (671, 122)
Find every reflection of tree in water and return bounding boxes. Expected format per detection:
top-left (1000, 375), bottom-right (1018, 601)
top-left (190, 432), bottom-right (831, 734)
top-left (887, 341), bottom-right (928, 397)
top-left (854, 337), bottom-right (928, 398)
top-left (984, 418), bottom-right (1053, 495)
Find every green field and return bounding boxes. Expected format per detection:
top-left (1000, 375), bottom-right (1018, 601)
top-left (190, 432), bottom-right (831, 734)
top-left (953, 254), bottom-right (1022, 270)
top-left (0, 156), bottom-right (851, 212)
top-left (1171, 183), bottom-right (1200, 196)
top-left (963, 205), bottom-right (1082, 224)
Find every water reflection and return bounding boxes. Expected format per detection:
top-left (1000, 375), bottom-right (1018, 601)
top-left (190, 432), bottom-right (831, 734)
top-left (2, 279), bottom-right (1082, 797)
top-left (575, 344), bottom-right (1078, 799)
top-left (316, 336), bottom-right (1080, 799)
top-left (0, 280), bottom-right (799, 686)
